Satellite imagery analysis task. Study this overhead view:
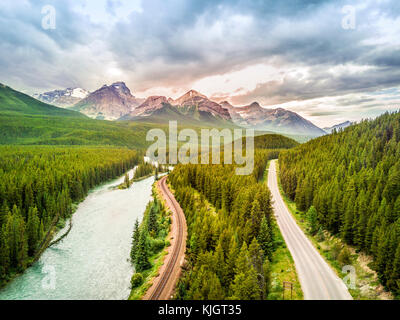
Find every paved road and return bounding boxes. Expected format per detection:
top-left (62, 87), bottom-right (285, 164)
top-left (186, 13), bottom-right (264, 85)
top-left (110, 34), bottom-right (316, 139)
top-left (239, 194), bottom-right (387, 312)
top-left (144, 176), bottom-right (187, 300)
top-left (268, 160), bottom-right (352, 300)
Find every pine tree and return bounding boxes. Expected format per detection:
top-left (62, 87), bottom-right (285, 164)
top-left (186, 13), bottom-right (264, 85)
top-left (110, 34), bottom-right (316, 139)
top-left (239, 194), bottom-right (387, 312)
top-left (0, 224), bottom-right (10, 278)
top-left (135, 229), bottom-right (151, 272)
top-left (0, 201), bottom-right (9, 228)
top-left (124, 173), bottom-right (130, 188)
top-left (147, 205), bottom-right (158, 236)
top-left (155, 166), bottom-right (159, 181)
top-left (388, 244), bottom-right (400, 293)
top-left (207, 272), bottom-right (225, 299)
top-left (248, 238), bottom-right (268, 299)
top-left (225, 236), bottom-right (239, 289)
top-left (26, 207), bottom-right (40, 256)
top-left (130, 219), bottom-right (140, 263)
top-left (247, 200), bottom-right (263, 241)
top-left (306, 206), bottom-right (318, 235)
top-left (230, 266), bottom-right (261, 300)
top-left (257, 216), bottom-right (273, 261)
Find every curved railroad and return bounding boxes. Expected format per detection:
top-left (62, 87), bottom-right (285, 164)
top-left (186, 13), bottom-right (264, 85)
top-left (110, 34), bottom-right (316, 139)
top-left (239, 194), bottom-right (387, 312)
top-left (147, 176), bottom-right (187, 300)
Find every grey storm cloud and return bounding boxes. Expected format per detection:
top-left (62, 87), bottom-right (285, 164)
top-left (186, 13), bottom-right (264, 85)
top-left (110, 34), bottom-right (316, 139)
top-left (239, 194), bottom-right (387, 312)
top-left (0, 0), bottom-right (400, 109)
top-left (230, 65), bottom-right (400, 106)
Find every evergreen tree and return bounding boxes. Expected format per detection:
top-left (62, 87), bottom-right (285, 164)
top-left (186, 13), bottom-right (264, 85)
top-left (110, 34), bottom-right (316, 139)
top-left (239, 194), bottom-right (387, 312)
top-left (230, 266), bottom-right (261, 300)
top-left (248, 238), bottom-right (268, 299)
top-left (130, 219), bottom-right (140, 263)
top-left (124, 173), bottom-right (130, 188)
top-left (135, 229), bottom-right (151, 272)
top-left (257, 216), bottom-right (273, 261)
top-left (388, 244), bottom-right (400, 293)
top-left (306, 206), bottom-right (318, 235)
top-left (147, 205), bottom-right (158, 236)
top-left (26, 207), bottom-right (40, 256)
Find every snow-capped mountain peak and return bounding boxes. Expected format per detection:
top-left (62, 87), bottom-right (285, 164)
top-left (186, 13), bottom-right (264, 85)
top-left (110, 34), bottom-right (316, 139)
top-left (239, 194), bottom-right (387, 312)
top-left (33, 87), bottom-right (89, 108)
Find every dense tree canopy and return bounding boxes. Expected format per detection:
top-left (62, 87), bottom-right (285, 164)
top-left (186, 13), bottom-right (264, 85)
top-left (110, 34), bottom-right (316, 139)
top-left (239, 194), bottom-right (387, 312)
top-left (250, 134), bottom-right (299, 150)
top-left (169, 150), bottom-right (279, 300)
top-left (279, 111), bottom-right (400, 294)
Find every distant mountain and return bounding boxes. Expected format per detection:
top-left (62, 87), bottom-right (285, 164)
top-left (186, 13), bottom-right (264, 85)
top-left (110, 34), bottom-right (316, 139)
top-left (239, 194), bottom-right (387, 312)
top-left (125, 96), bottom-right (169, 117)
top-left (27, 80), bottom-right (325, 136)
top-left (33, 87), bottom-right (90, 108)
top-left (222, 101), bottom-right (326, 136)
top-left (220, 101), bottom-right (246, 125)
top-left (122, 89), bottom-right (324, 136)
top-left (72, 82), bottom-right (143, 120)
top-left (0, 83), bottom-right (85, 118)
top-left (121, 90), bottom-right (233, 127)
top-left (323, 121), bottom-right (353, 133)
top-left (171, 90), bottom-right (231, 120)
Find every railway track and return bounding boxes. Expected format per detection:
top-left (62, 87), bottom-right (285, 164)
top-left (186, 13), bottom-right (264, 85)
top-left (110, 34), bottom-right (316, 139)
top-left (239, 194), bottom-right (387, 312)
top-left (148, 176), bottom-right (185, 300)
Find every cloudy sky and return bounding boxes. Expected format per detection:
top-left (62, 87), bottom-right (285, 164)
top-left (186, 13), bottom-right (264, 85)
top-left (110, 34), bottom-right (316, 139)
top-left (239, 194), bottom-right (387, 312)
top-left (0, 0), bottom-right (399, 127)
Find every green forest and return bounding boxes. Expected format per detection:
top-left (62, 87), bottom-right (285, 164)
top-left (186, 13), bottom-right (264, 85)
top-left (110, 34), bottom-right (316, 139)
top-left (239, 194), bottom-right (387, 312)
top-left (279, 111), bottom-right (400, 295)
top-left (0, 146), bottom-right (141, 286)
top-left (134, 162), bottom-right (156, 180)
top-left (168, 149), bottom-right (285, 299)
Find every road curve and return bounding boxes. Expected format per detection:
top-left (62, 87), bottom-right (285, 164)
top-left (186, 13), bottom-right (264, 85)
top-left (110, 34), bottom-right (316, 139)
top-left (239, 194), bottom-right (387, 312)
top-left (144, 176), bottom-right (187, 300)
top-left (268, 160), bottom-right (352, 300)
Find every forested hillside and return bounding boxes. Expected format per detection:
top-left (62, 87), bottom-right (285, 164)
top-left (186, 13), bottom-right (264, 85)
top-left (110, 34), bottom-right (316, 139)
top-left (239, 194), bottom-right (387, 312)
top-left (279, 111), bottom-right (400, 294)
top-left (0, 146), bottom-right (141, 286)
top-left (0, 83), bottom-right (168, 149)
top-left (0, 114), bottom-right (161, 149)
top-left (251, 134), bottom-right (299, 149)
top-left (168, 150), bottom-right (278, 299)
top-left (0, 84), bottom-right (84, 118)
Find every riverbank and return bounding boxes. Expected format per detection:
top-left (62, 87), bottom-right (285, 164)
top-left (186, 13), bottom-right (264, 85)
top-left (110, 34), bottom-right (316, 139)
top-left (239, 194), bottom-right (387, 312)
top-left (0, 203), bottom-right (79, 290)
top-left (0, 168), bottom-right (152, 300)
top-left (32, 167), bottom-right (137, 259)
top-left (116, 169), bottom-right (168, 190)
top-left (128, 180), bottom-right (172, 300)
top-left (275, 161), bottom-right (393, 300)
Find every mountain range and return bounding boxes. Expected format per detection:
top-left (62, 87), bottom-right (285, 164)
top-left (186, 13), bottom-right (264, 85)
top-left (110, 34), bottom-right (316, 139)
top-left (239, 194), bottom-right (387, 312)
top-left (33, 82), bottom-right (330, 136)
top-left (33, 87), bottom-right (90, 108)
top-left (323, 121), bottom-right (353, 133)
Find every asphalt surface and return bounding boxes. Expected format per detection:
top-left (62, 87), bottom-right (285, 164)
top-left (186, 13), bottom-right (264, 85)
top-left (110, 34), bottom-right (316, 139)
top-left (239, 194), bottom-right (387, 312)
top-left (268, 160), bottom-right (352, 300)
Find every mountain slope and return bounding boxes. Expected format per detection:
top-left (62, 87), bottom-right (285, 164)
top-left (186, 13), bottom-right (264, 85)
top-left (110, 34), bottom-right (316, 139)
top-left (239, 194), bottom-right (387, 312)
top-left (171, 90), bottom-right (231, 120)
top-left (279, 111), bottom-right (400, 294)
top-left (0, 83), bottom-right (165, 149)
top-left (0, 83), bottom-right (85, 118)
top-left (121, 90), bottom-right (234, 127)
top-left (122, 102), bottom-right (236, 128)
top-left (72, 82), bottom-right (142, 120)
top-left (123, 96), bottom-right (168, 118)
top-left (323, 121), bottom-right (353, 133)
top-left (222, 101), bottom-right (325, 136)
top-left (33, 87), bottom-right (89, 107)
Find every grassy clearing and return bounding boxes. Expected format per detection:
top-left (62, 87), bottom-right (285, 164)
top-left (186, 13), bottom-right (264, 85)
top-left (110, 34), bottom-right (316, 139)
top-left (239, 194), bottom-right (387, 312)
top-left (275, 162), bottom-right (393, 300)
